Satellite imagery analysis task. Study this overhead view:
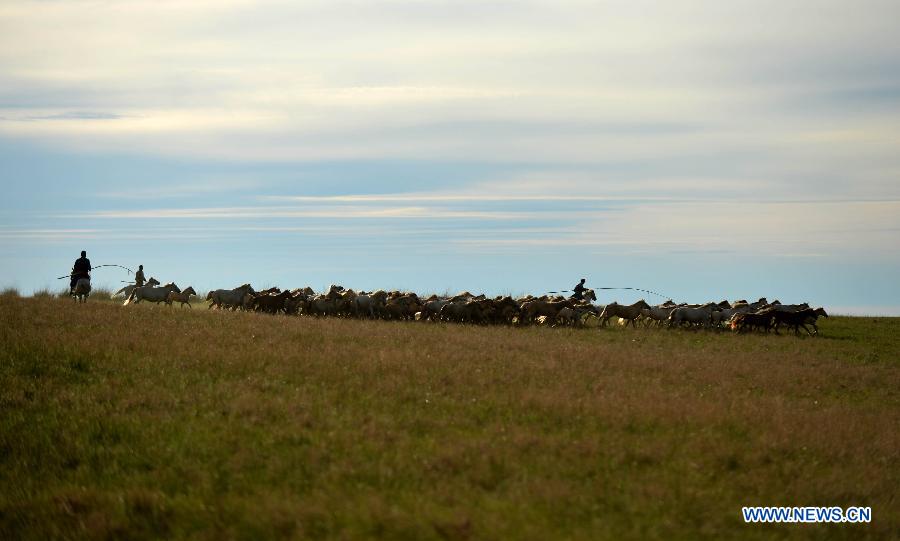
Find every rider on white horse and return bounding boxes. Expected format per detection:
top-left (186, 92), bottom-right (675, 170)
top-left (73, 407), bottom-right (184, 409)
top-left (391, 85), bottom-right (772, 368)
top-left (134, 264), bottom-right (146, 287)
top-left (70, 250), bottom-right (92, 294)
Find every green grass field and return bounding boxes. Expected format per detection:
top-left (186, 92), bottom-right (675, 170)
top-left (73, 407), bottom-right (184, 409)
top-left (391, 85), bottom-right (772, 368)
top-left (1, 295), bottom-right (897, 540)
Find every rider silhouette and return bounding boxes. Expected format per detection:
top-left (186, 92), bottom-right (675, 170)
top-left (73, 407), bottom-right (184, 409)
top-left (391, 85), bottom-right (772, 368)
top-left (134, 265), bottom-right (145, 287)
top-left (571, 278), bottom-right (587, 300)
top-left (70, 250), bottom-right (92, 294)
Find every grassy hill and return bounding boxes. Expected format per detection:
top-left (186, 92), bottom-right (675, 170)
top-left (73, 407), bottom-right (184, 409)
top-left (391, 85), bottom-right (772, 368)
top-left (1, 295), bottom-right (897, 540)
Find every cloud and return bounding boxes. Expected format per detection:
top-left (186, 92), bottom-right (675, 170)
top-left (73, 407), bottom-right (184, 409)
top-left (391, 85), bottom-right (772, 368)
top-left (1, 0), bottom-right (897, 172)
top-left (0, 227), bottom-right (229, 242)
top-left (20, 111), bottom-right (124, 121)
top-left (61, 206), bottom-right (544, 220)
top-left (0, 107), bottom-right (280, 136)
top-left (0, 228), bottom-right (100, 240)
top-left (40, 194), bottom-right (900, 262)
top-left (96, 178), bottom-right (262, 199)
top-left (260, 194), bottom-right (686, 203)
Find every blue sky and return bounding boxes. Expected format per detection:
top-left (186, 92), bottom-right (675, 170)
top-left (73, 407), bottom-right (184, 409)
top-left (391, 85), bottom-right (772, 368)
top-left (1, 0), bottom-right (898, 313)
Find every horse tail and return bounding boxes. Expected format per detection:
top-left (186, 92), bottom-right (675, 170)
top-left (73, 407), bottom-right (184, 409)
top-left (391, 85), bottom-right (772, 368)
top-left (667, 308), bottom-right (680, 327)
top-left (123, 288), bottom-right (137, 306)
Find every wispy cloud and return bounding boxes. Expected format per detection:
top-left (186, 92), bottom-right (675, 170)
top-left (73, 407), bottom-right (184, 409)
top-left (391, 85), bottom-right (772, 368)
top-left (260, 194), bottom-right (686, 203)
top-left (42, 197), bottom-right (900, 260)
top-left (260, 193), bottom-right (900, 204)
top-left (1, 0), bottom-right (897, 171)
top-left (96, 179), bottom-right (261, 200)
top-left (60, 206), bottom-right (544, 220)
top-left (0, 228), bottom-right (99, 239)
top-left (14, 111), bottom-right (124, 121)
top-left (0, 227), bottom-right (228, 242)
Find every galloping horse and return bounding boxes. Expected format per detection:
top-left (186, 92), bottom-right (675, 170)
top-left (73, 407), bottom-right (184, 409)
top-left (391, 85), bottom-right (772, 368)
top-left (641, 304), bottom-right (677, 327)
top-left (519, 299), bottom-right (574, 325)
top-left (580, 288), bottom-right (597, 302)
top-left (124, 282), bottom-right (180, 305)
top-left (598, 300), bottom-right (651, 328)
top-left (72, 277), bottom-right (91, 303)
top-left (165, 286), bottom-right (197, 308)
top-left (668, 303), bottom-right (718, 329)
top-left (112, 277), bottom-right (160, 299)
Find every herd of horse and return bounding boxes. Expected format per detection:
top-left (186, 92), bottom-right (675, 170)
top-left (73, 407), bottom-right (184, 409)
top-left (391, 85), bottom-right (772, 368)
top-left (100, 278), bottom-right (828, 336)
top-left (599, 298), bottom-right (828, 336)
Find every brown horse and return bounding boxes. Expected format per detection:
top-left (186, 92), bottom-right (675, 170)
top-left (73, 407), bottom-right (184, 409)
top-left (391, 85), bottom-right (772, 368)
top-left (251, 290), bottom-right (294, 314)
top-left (772, 307), bottom-right (828, 335)
top-left (730, 310), bottom-right (775, 333)
top-left (598, 300), bottom-right (651, 328)
top-left (519, 299), bottom-right (574, 325)
top-left (165, 286), bottom-right (197, 308)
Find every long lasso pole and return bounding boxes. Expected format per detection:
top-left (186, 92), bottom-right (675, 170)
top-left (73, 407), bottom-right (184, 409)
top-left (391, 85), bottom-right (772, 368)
top-left (548, 286), bottom-right (672, 299)
top-left (56, 264), bottom-right (134, 279)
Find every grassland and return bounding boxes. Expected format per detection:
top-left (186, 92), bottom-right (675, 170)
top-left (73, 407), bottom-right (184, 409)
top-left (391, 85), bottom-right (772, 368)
top-left (1, 296), bottom-right (898, 540)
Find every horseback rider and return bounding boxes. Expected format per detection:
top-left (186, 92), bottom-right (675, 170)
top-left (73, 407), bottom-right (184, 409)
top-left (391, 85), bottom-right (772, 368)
top-left (70, 250), bottom-right (92, 294)
top-left (571, 278), bottom-right (587, 300)
top-left (134, 265), bottom-right (146, 287)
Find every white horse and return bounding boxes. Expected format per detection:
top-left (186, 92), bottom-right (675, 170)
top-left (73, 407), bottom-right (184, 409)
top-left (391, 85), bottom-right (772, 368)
top-left (111, 277), bottom-right (160, 299)
top-left (668, 303), bottom-right (717, 329)
top-left (72, 277), bottom-right (91, 303)
top-left (711, 304), bottom-right (753, 327)
top-left (641, 304), bottom-right (677, 327)
top-left (124, 283), bottom-right (180, 305)
top-left (207, 284), bottom-right (254, 310)
top-left (354, 294), bottom-right (384, 318)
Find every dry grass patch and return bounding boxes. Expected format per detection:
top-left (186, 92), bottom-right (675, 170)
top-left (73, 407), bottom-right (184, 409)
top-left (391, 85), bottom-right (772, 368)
top-left (1, 287), bottom-right (20, 298)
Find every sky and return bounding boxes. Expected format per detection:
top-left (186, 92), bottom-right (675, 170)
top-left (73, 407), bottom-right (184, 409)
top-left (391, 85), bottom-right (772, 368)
top-left (1, 0), bottom-right (899, 314)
